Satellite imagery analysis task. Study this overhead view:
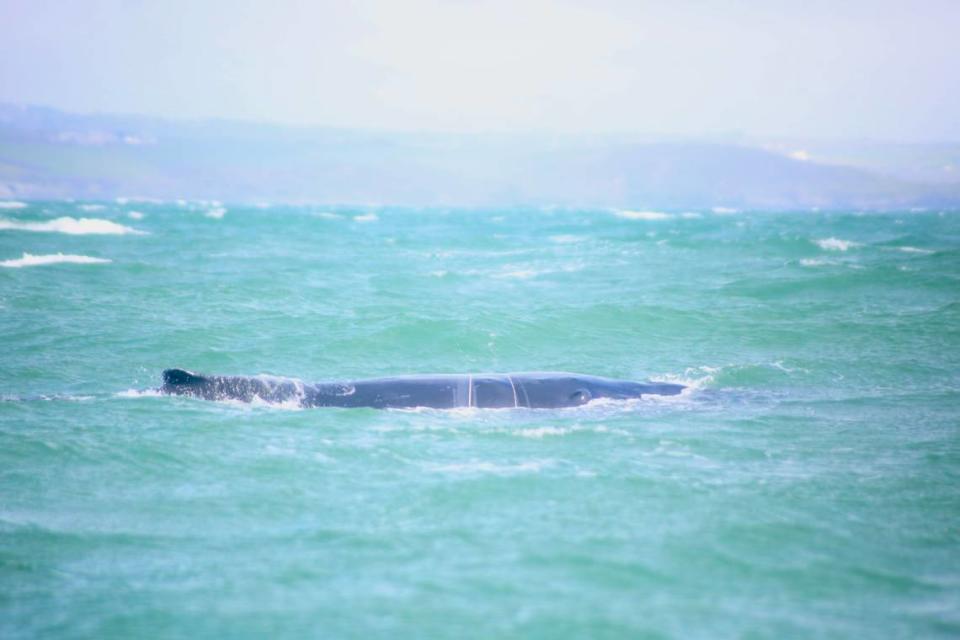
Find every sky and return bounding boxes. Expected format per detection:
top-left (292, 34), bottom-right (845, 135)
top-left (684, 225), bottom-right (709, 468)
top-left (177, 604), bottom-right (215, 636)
top-left (1, 0), bottom-right (958, 140)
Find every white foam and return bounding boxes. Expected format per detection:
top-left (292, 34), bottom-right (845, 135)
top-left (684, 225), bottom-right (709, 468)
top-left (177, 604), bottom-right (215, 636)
top-left (1, 252), bottom-right (111, 268)
top-left (815, 237), bottom-right (859, 251)
top-left (800, 258), bottom-right (830, 267)
top-left (313, 212), bottom-right (343, 219)
top-left (512, 425), bottom-right (627, 439)
top-left (515, 427), bottom-right (574, 438)
top-left (426, 459), bottom-right (553, 475)
top-left (205, 207), bottom-right (226, 219)
top-left (653, 366), bottom-right (719, 396)
top-left (680, 212), bottom-right (703, 219)
top-left (499, 269), bottom-right (539, 279)
top-left (354, 213), bottom-right (379, 223)
top-left (127, 210), bottom-right (145, 220)
top-left (247, 395), bottom-right (304, 411)
top-left (899, 246), bottom-right (933, 254)
top-left (549, 234), bottom-right (584, 244)
top-left (116, 388), bottom-right (162, 398)
top-left (0, 201), bottom-right (27, 209)
top-left (711, 206), bottom-right (739, 214)
top-left (78, 204), bottom-right (105, 212)
top-left (116, 196), bottom-right (162, 204)
top-left (492, 262), bottom-right (583, 279)
top-left (0, 216), bottom-right (145, 235)
top-left (614, 209), bottom-right (672, 220)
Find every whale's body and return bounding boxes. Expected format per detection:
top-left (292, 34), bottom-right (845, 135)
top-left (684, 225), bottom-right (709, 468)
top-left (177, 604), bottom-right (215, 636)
top-left (161, 369), bottom-right (684, 409)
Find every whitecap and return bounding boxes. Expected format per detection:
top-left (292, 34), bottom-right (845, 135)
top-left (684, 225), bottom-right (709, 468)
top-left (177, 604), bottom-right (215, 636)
top-left (680, 212), bottom-right (703, 219)
top-left (1, 252), bottom-right (111, 268)
top-left (116, 389), bottom-right (162, 398)
top-left (511, 425), bottom-right (627, 439)
top-left (354, 213), bottom-right (379, 223)
top-left (515, 426), bottom-right (575, 438)
top-left (614, 209), bottom-right (672, 220)
top-left (313, 212), bottom-right (342, 219)
top-left (711, 206), bottom-right (739, 214)
top-left (0, 201), bottom-right (27, 209)
top-left (425, 459), bottom-right (553, 475)
top-left (655, 366), bottom-right (719, 393)
top-left (205, 207), bottom-right (226, 219)
top-left (127, 210), bottom-right (145, 220)
top-left (800, 258), bottom-right (830, 267)
top-left (78, 204), bottom-right (105, 212)
top-left (498, 269), bottom-right (539, 279)
top-left (549, 234), bottom-right (584, 244)
top-left (489, 262), bottom-right (583, 280)
top-left (899, 246), bottom-right (933, 254)
top-left (815, 237), bottom-right (859, 251)
top-left (0, 216), bottom-right (145, 235)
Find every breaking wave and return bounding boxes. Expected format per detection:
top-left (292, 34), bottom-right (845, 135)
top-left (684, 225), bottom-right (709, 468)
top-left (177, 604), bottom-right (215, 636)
top-left (0, 216), bottom-right (145, 235)
top-left (614, 210), bottom-right (672, 221)
top-left (1, 252), bottom-right (111, 268)
top-left (815, 237), bottom-right (859, 251)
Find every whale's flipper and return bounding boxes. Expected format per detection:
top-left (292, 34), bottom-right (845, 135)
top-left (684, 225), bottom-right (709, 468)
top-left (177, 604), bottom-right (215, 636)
top-left (163, 368), bottom-right (208, 386)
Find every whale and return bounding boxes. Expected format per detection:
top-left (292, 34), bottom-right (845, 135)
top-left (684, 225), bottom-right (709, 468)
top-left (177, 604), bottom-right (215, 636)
top-left (160, 369), bottom-right (685, 409)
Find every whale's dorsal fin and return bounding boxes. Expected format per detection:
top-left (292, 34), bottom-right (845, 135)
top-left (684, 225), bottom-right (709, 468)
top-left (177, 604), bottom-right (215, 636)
top-left (163, 368), bottom-right (208, 386)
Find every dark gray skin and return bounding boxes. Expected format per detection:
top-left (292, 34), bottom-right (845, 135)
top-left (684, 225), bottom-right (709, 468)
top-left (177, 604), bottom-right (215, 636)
top-left (161, 369), bottom-right (685, 409)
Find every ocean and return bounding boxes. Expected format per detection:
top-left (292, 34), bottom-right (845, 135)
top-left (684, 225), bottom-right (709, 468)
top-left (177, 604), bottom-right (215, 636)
top-left (1, 201), bottom-right (958, 638)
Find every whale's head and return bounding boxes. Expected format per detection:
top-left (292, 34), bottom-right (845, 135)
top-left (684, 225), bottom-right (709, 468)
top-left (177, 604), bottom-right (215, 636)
top-left (514, 373), bottom-right (686, 408)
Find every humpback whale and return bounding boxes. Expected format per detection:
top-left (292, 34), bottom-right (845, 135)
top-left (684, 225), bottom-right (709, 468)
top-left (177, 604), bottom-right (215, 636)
top-left (161, 369), bottom-right (685, 409)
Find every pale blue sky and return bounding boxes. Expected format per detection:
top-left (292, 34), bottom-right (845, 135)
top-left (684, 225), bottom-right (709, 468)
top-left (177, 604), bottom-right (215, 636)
top-left (1, 0), bottom-right (958, 140)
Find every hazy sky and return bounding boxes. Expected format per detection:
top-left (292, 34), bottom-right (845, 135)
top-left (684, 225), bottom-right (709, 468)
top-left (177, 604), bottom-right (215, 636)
top-left (2, 0), bottom-right (958, 140)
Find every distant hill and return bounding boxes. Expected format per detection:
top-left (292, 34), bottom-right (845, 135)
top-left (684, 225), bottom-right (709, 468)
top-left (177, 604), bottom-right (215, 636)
top-left (1, 103), bottom-right (957, 209)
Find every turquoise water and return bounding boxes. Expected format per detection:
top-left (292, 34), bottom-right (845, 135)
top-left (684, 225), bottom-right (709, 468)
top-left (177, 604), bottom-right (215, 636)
top-left (1, 201), bottom-right (959, 638)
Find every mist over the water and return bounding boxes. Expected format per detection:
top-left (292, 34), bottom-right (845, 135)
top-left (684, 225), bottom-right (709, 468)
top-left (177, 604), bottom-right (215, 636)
top-left (2, 0), bottom-right (960, 140)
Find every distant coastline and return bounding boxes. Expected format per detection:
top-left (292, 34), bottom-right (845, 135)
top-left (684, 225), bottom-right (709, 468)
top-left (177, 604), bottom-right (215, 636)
top-left (2, 103), bottom-right (959, 210)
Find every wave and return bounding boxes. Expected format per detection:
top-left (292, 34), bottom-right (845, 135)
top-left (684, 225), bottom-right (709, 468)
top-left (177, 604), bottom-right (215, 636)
top-left (549, 234), bottom-right (584, 244)
top-left (0, 201), bottom-right (28, 209)
top-left (205, 207), bottom-right (226, 219)
top-left (1, 252), bottom-right (111, 268)
top-left (354, 213), bottom-right (379, 223)
top-left (490, 262), bottom-right (584, 279)
top-left (815, 237), bottom-right (859, 251)
top-left (425, 459), bottom-right (554, 475)
top-left (0, 216), bottom-right (145, 235)
top-left (899, 246), bottom-right (934, 255)
top-left (614, 209), bottom-right (672, 221)
top-left (510, 425), bottom-right (629, 439)
top-left (78, 204), bottom-right (105, 212)
top-left (1, 393), bottom-right (96, 402)
top-left (115, 389), bottom-right (163, 398)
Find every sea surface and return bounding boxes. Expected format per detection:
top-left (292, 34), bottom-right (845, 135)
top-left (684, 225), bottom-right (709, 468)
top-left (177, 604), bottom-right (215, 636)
top-left (1, 201), bottom-right (958, 638)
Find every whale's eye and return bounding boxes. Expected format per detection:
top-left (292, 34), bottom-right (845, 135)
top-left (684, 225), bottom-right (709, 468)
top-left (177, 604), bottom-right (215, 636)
top-left (569, 389), bottom-right (592, 405)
